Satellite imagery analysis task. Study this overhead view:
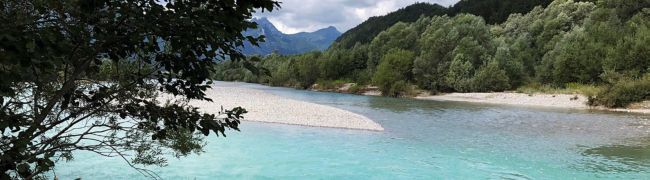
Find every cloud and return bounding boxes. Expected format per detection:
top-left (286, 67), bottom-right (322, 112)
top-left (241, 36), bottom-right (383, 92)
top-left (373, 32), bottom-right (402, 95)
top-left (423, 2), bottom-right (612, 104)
top-left (255, 0), bottom-right (459, 34)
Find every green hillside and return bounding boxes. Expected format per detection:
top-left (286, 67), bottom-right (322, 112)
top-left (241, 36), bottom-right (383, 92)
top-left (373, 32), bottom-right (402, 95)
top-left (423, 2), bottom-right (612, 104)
top-left (333, 3), bottom-right (447, 49)
top-left (333, 0), bottom-right (554, 49)
top-left (218, 0), bottom-right (650, 108)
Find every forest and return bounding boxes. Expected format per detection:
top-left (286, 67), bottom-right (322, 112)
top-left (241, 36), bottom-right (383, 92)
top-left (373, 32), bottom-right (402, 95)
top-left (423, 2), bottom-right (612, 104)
top-left (333, 0), bottom-right (554, 49)
top-left (214, 0), bottom-right (650, 108)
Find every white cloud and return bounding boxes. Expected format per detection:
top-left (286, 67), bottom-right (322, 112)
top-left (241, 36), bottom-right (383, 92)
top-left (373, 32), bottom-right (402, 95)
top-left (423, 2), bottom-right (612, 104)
top-left (255, 0), bottom-right (459, 34)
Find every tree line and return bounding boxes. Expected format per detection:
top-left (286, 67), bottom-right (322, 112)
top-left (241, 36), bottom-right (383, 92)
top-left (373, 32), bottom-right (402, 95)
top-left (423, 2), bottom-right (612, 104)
top-left (215, 0), bottom-right (649, 108)
top-left (334, 0), bottom-right (554, 49)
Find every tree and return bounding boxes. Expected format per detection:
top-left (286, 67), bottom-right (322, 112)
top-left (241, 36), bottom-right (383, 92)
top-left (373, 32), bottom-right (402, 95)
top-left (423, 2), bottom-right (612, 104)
top-left (333, 2), bottom-right (447, 49)
top-left (471, 59), bottom-right (511, 92)
top-left (413, 14), bottom-right (493, 92)
top-left (367, 22), bottom-right (418, 70)
top-left (0, 0), bottom-right (279, 179)
top-left (448, 0), bottom-right (553, 24)
top-left (445, 54), bottom-right (475, 92)
top-left (372, 49), bottom-right (415, 96)
top-left (295, 52), bottom-right (321, 88)
top-left (491, 38), bottom-right (527, 87)
top-left (269, 57), bottom-right (296, 86)
top-left (601, 5), bottom-right (650, 78)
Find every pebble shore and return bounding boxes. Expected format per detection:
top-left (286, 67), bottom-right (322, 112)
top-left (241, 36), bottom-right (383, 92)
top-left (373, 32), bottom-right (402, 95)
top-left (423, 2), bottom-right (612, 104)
top-left (417, 92), bottom-right (650, 114)
top-left (180, 85), bottom-right (384, 131)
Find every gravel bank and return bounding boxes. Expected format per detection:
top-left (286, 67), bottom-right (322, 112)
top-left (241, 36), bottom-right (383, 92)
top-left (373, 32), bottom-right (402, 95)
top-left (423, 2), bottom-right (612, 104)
top-left (417, 92), bottom-right (650, 114)
top-left (181, 86), bottom-right (384, 131)
top-left (417, 93), bottom-right (588, 109)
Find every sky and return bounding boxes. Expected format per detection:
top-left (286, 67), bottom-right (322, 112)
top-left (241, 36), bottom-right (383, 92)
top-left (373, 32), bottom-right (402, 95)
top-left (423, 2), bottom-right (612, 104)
top-left (254, 0), bottom-right (460, 34)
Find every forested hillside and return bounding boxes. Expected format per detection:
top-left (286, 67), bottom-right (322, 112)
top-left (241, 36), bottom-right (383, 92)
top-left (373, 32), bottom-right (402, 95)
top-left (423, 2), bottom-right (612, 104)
top-left (333, 0), bottom-right (554, 49)
top-left (333, 3), bottom-right (447, 49)
top-left (448, 0), bottom-right (554, 24)
top-left (216, 0), bottom-right (650, 108)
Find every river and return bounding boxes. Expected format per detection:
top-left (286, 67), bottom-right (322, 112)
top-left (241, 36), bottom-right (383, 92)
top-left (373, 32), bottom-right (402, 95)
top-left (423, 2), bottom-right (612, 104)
top-left (55, 82), bottom-right (650, 179)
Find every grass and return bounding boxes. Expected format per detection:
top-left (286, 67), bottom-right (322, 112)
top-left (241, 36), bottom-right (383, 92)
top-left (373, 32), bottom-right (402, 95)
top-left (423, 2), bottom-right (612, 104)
top-left (515, 82), bottom-right (604, 97)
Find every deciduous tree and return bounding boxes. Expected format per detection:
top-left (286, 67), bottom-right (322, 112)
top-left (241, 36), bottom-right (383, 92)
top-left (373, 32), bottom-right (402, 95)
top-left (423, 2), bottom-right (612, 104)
top-left (0, 0), bottom-right (279, 179)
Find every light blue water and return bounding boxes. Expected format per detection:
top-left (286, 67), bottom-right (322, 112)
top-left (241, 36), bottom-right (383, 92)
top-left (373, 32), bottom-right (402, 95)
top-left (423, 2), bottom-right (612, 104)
top-left (55, 82), bottom-right (650, 179)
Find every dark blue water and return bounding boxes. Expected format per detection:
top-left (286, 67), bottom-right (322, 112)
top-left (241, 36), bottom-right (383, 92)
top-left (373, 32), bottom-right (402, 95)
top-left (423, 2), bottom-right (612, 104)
top-left (56, 82), bottom-right (650, 179)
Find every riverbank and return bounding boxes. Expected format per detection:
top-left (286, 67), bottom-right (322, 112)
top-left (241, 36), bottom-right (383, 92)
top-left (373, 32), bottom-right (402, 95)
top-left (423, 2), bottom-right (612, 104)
top-left (173, 85), bottom-right (384, 131)
top-left (416, 92), bottom-right (650, 114)
top-left (310, 82), bottom-right (650, 114)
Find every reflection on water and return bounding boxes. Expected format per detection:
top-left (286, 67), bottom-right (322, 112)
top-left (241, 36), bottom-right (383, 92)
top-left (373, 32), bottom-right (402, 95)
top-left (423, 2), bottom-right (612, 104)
top-left (579, 138), bottom-right (650, 173)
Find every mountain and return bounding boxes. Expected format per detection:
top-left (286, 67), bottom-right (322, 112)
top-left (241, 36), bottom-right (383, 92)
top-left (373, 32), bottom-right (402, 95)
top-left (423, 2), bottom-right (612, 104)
top-left (291, 26), bottom-right (341, 50)
top-left (333, 3), bottom-right (447, 49)
top-left (242, 18), bottom-right (341, 55)
top-left (333, 0), bottom-right (554, 49)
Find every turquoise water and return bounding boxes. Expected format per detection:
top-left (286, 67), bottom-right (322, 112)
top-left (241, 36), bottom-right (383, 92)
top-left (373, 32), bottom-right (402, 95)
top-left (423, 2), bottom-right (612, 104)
top-left (56, 82), bottom-right (650, 179)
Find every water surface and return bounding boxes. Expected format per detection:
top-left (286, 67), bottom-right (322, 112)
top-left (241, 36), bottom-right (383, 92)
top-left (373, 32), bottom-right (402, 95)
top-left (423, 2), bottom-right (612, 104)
top-left (56, 82), bottom-right (650, 179)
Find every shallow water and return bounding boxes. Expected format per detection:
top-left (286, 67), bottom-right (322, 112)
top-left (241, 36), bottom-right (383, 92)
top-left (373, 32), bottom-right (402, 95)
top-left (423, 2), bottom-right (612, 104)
top-left (56, 82), bottom-right (650, 179)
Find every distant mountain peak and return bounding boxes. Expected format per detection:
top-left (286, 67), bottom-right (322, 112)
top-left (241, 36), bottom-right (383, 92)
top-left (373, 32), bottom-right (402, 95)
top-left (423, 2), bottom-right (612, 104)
top-left (321, 26), bottom-right (339, 32)
top-left (243, 17), bottom-right (342, 56)
top-left (251, 17), bottom-right (282, 36)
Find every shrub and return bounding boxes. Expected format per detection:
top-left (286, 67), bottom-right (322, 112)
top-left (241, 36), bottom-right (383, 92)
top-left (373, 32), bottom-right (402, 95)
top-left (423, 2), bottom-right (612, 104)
top-left (348, 84), bottom-right (363, 94)
top-left (471, 60), bottom-right (511, 92)
top-left (372, 49), bottom-right (415, 96)
top-left (390, 81), bottom-right (409, 97)
top-left (592, 75), bottom-right (650, 108)
top-left (378, 80), bottom-right (417, 97)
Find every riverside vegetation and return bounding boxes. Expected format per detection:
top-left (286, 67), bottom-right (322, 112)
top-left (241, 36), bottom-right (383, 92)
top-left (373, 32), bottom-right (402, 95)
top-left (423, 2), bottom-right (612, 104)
top-left (0, 0), bottom-right (280, 178)
top-left (215, 0), bottom-right (650, 108)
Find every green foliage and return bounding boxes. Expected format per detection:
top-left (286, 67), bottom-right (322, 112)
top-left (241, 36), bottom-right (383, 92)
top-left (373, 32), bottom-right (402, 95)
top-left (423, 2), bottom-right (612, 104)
top-left (268, 59), bottom-right (295, 86)
top-left (414, 14), bottom-right (494, 92)
top-left (539, 27), bottom-right (604, 84)
top-left (319, 50), bottom-right (355, 79)
top-left (334, 3), bottom-right (448, 49)
top-left (334, 0), bottom-right (553, 49)
top-left (602, 8), bottom-right (650, 77)
top-left (367, 22), bottom-right (419, 70)
top-left (217, 0), bottom-right (649, 107)
top-left (445, 54), bottom-right (475, 92)
top-left (0, 0), bottom-right (279, 178)
top-left (471, 60), bottom-right (511, 92)
top-left (591, 75), bottom-right (650, 108)
top-left (295, 53), bottom-right (322, 88)
top-left (449, 0), bottom-right (554, 24)
top-left (213, 59), bottom-right (260, 83)
top-left (497, 0), bottom-right (596, 81)
top-left (372, 49), bottom-right (415, 96)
